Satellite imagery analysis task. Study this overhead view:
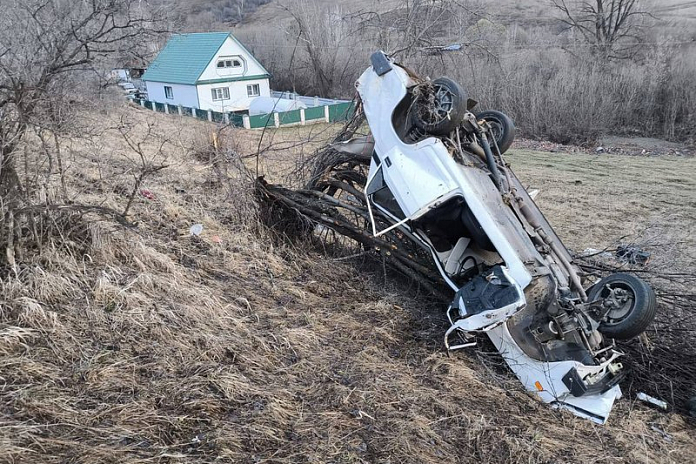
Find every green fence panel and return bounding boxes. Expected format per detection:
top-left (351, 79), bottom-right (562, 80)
top-left (134, 97), bottom-right (354, 128)
top-left (229, 112), bottom-right (244, 127)
top-left (328, 102), bottom-right (354, 122)
top-left (211, 111), bottom-right (225, 123)
top-left (304, 106), bottom-right (325, 121)
top-left (249, 113), bottom-right (274, 129)
top-left (279, 109), bottom-right (302, 125)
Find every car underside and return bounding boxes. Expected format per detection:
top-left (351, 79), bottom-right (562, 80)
top-left (335, 51), bottom-right (658, 423)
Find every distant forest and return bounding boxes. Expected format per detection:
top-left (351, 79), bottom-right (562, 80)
top-left (165, 0), bottom-right (272, 27)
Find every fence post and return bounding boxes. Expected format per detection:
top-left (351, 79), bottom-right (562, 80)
top-left (207, 110), bottom-right (213, 122)
top-left (243, 115), bottom-right (250, 129)
top-left (192, 108), bottom-right (196, 118)
top-left (224, 112), bottom-right (229, 124)
top-left (140, 99), bottom-right (146, 108)
top-left (274, 112), bottom-right (280, 128)
top-left (177, 105), bottom-right (182, 116)
top-left (324, 105), bottom-right (330, 122)
top-left (152, 101), bottom-right (157, 112)
top-left (300, 108), bottom-right (306, 126)
top-left (164, 104), bottom-right (169, 114)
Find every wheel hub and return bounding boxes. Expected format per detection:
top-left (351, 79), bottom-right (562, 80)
top-left (603, 285), bottom-right (634, 324)
top-left (418, 84), bottom-right (455, 124)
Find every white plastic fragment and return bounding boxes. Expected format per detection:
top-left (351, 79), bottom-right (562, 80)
top-left (189, 224), bottom-right (204, 236)
top-left (636, 392), bottom-right (668, 410)
top-left (581, 248), bottom-right (613, 259)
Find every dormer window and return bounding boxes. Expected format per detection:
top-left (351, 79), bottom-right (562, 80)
top-left (216, 57), bottom-right (243, 69)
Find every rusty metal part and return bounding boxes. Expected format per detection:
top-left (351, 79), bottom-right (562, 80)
top-left (516, 198), bottom-right (588, 301)
top-left (467, 139), bottom-right (485, 159)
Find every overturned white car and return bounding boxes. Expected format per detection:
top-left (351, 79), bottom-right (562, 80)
top-left (340, 52), bottom-right (658, 423)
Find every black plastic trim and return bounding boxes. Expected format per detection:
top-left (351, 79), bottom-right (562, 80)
top-left (562, 367), bottom-right (625, 398)
top-left (370, 51), bottom-right (393, 76)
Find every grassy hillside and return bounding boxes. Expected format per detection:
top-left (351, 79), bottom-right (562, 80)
top-left (1, 103), bottom-right (695, 463)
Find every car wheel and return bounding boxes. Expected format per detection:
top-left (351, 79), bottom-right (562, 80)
top-left (411, 77), bottom-right (467, 136)
top-left (476, 110), bottom-right (516, 154)
top-left (588, 273), bottom-right (657, 340)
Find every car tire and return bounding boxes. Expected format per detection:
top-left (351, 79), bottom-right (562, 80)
top-left (476, 110), bottom-right (516, 154)
top-left (411, 77), bottom-right (467, 136)
top-left (588, 273), bottom-right (657, 340)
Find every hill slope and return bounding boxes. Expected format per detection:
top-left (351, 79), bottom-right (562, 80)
top-left (1, 103), bottom-right (695, 463)
top-left (237, 0), bottom-right (696, 29)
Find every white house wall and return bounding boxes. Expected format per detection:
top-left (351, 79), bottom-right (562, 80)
top-left (196, 78), bottom-right (270, 112)
top-left (198, 37), bottom-right (268, 82)
top-left (146, 81), bottom-right (199, 108)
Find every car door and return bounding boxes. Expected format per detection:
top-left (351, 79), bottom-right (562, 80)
top-left (377, 145), bottom-right (460, 219)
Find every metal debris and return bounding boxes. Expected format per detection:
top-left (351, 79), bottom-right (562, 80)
top-left (637, 392), bottom-right (668, 410)
top-left (616, 245), bottom-right (651, 265)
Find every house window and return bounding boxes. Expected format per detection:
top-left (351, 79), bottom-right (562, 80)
top-left (164, 86), bottom-right (173, 99)
top-left (216, 57), bottom-right (243, 68)
top-left (247, 84), bottom-right (260, 97)
top-left (211, 87), bottom-right (230, 101)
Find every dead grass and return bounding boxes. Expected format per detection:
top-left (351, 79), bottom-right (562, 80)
top-left (0, 107), bottom-right (694, 463)
top-left (508, 148), bottom-right (695, 267)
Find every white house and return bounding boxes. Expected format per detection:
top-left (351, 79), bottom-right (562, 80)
top-left (142, 32), bottom-right (271, 112)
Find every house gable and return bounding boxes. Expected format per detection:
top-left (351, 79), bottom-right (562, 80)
top-left (196, 36), bottom-right (270, 84)
top-left (141, 32), bottom-right (269, 86)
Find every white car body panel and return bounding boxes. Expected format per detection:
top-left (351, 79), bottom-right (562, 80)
top-left (358, 65), bottom-right (532, 290)
top-left (487, 324), bottom-right (621, 423)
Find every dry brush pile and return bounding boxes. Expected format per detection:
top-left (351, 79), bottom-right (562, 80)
top-left (0, 106), bottom-right (695, 463)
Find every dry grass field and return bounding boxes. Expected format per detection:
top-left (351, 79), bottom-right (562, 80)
top-left (1, 106), bottom-right (695, 463)
top-left (509, 149), bottom-right (695, 263)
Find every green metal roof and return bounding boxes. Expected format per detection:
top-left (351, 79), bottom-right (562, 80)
top-left (142, 32), bottom-right (269, 85)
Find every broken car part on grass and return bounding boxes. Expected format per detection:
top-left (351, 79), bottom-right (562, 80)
top-left (257, 52), bottom-right (658, 424)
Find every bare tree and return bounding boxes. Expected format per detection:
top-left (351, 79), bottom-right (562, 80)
top-left (272, 0), bottom-right (489, 97)
top-left (117, 117), bottom-right (169, 218)
top-left (281, 1), bottom-right (360, 98)
top-left (551, 0), bottom-right (651, 58)
top-left (0, 0), bottom-right (164, 270)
